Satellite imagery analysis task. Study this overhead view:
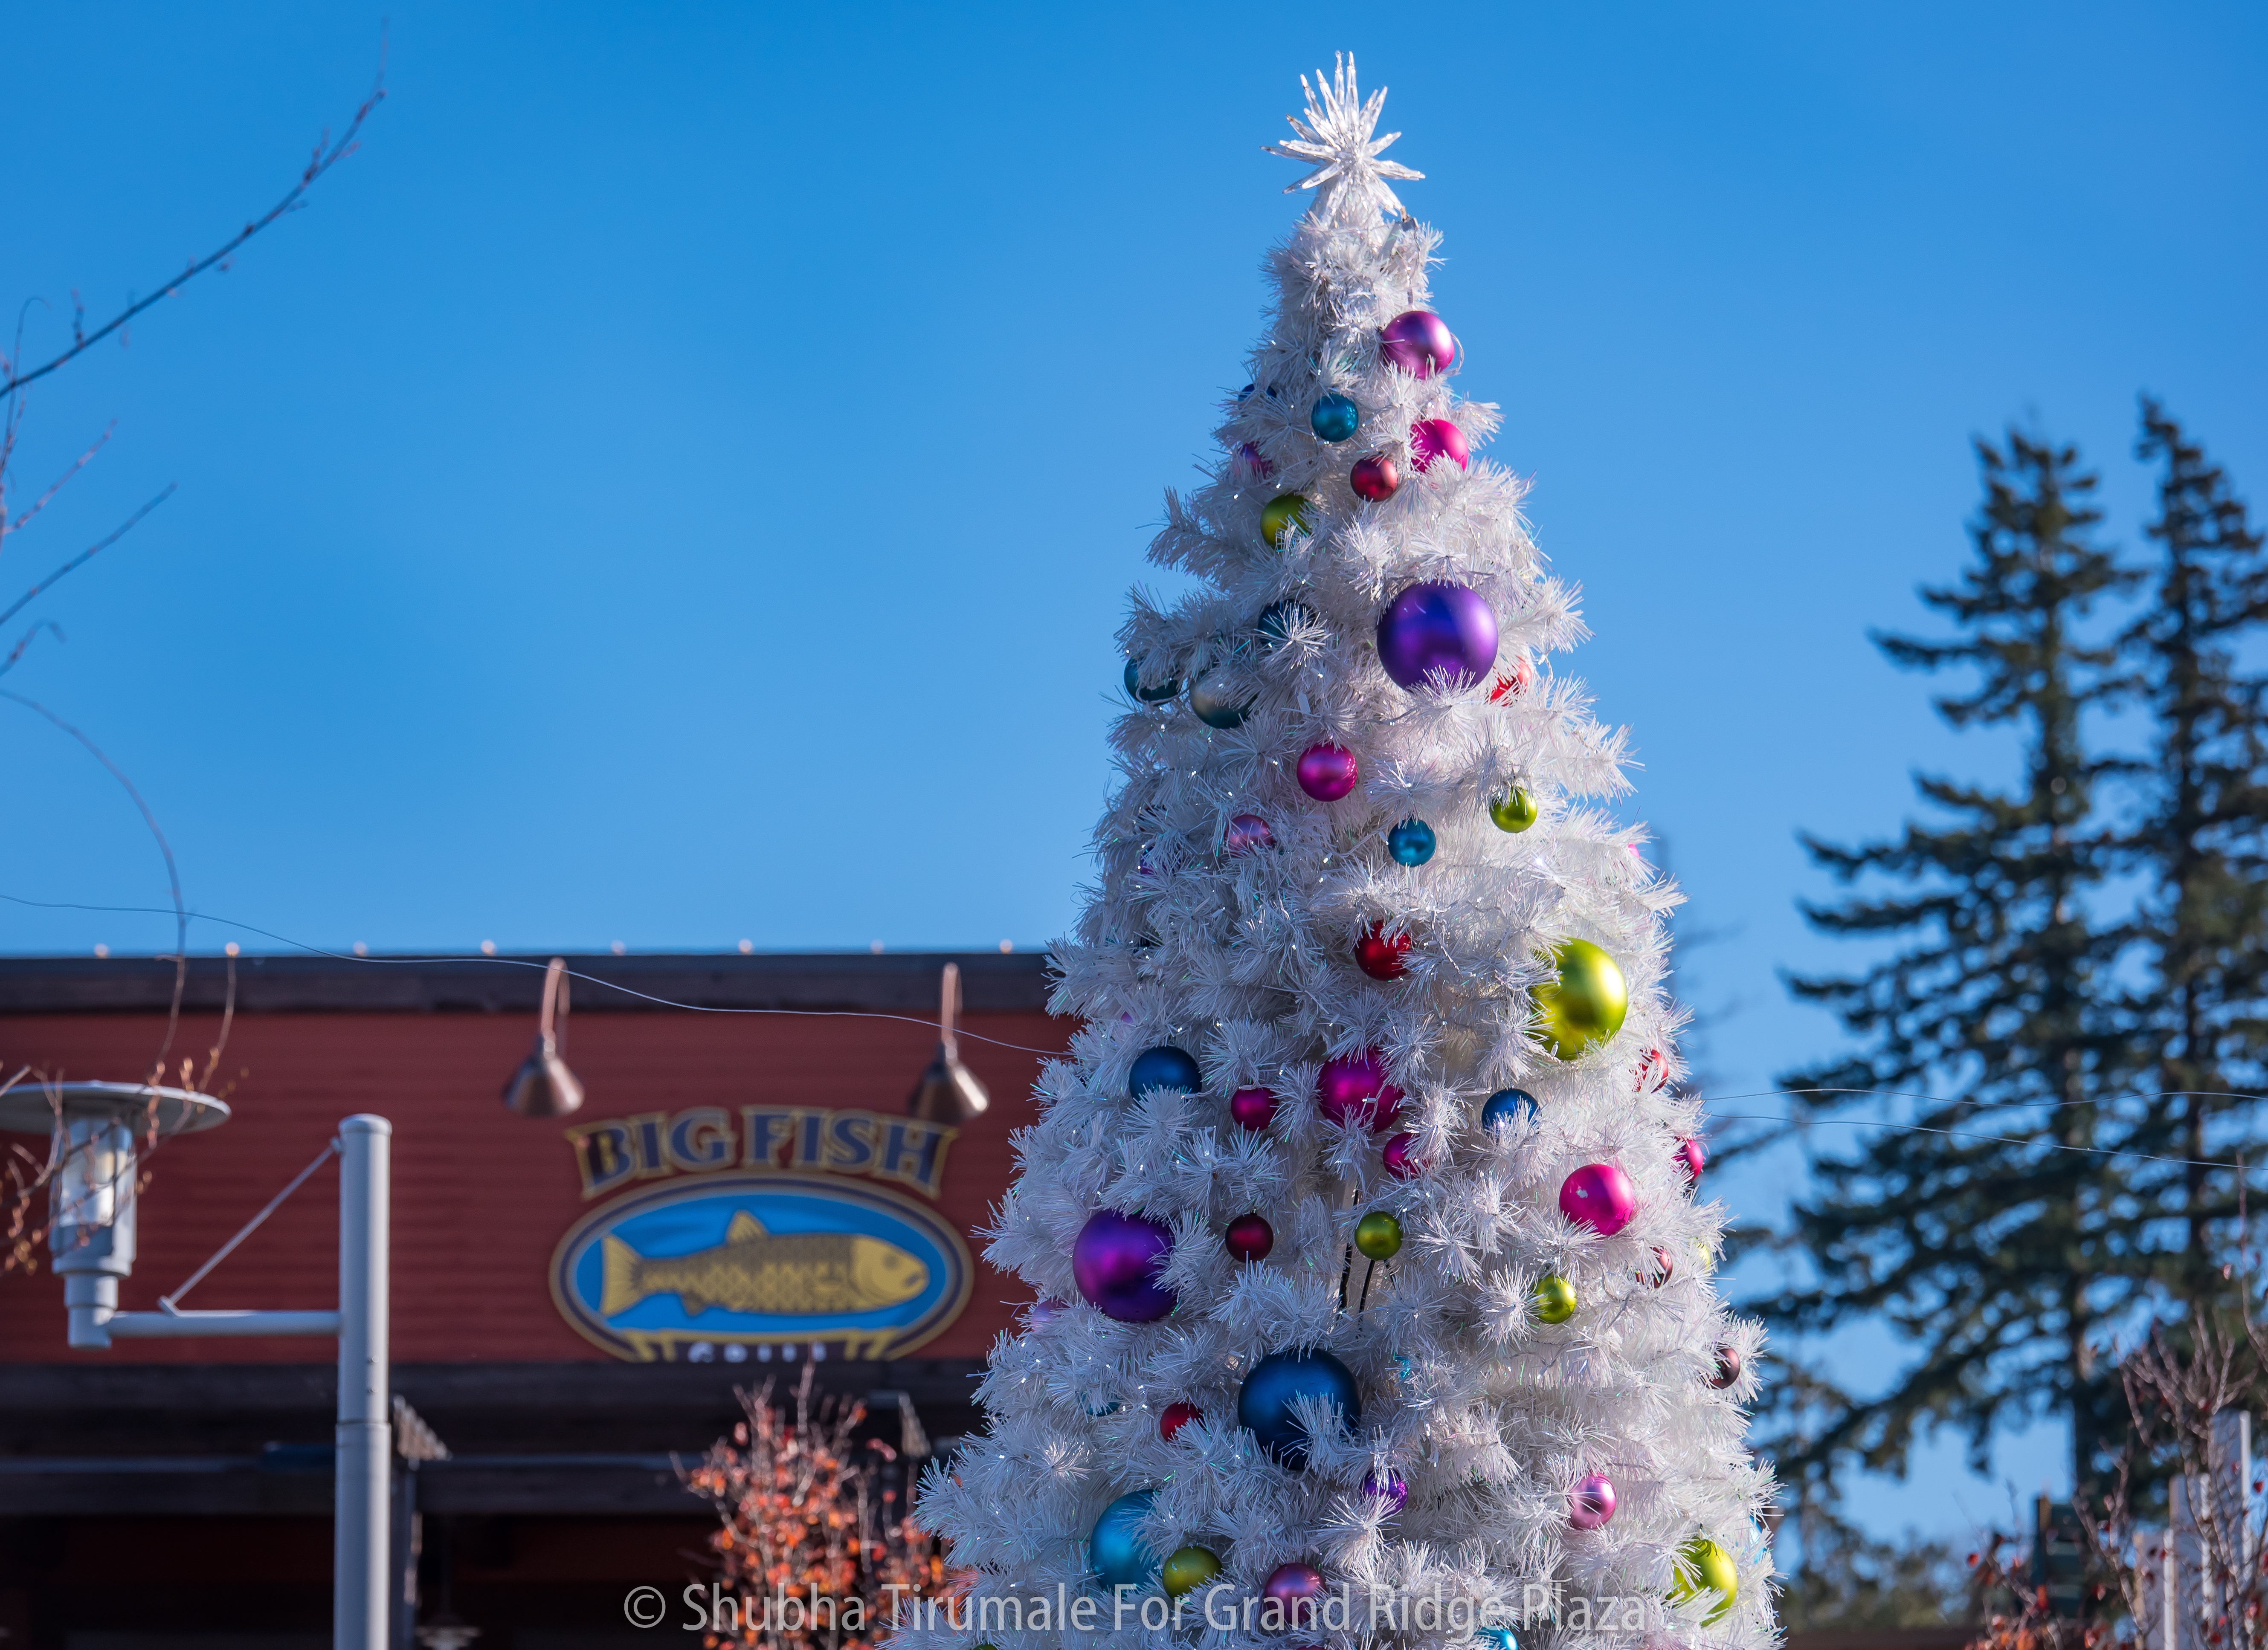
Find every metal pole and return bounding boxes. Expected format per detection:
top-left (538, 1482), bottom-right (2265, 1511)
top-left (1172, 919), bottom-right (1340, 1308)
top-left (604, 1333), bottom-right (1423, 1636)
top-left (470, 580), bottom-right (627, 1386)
top-left (337, 1115), bottom-right (392, 1650)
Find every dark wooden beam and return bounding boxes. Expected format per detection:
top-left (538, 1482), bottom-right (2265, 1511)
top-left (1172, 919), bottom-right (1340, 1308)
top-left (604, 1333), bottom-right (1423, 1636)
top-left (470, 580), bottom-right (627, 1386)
top-left (0, 950), bottom-right (1054, 1015)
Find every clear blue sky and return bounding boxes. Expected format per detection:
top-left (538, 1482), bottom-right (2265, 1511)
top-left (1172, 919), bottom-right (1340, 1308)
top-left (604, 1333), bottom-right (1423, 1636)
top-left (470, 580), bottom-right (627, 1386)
top-left (3, 3), bottom-right (2263, 1542)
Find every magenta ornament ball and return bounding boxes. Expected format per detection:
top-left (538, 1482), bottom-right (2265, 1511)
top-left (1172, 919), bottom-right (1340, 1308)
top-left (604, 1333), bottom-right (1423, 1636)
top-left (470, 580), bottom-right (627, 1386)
top-left (1225, 813), bottom-right (1276, 855)
top-left (1262, 1563), bottom-right (1328, 1629)
top-left (1229, 1086), bottom-right (1277, 1131)
top-left (1410, 418), bottom-right (1470, 473)
top-left (1558, 1163), bottom-right (1639, 1236)
top-left (1569, 1472), bottom-right (1618, 1531)
top-left (1379, 309), bottom-right (1458, 378)
top-left (1296, 743), bottom-right (1360, 801)
top-left (1317, 1049), bottom-right (1404, 1131)
top-left (1073, 1209), bottom-right (1177, 1322)
top-left (1375, 582), bottom-right (1499, 690)
top-left (1382, 1131), bottom-right (1423, 1179)
top-left (1676, 1135), bottom-right (1709, 1186)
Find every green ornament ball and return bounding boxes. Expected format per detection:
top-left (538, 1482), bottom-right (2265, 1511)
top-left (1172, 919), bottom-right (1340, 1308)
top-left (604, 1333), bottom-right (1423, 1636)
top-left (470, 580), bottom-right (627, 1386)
top-left (1532, 938), bottom-right (1630, 1061)
top-left (1261, 494), bottom-right (1313, 550)
top-left (1124, 658), bottom-right (1182, 704)
top-left (1161, 1545), bottom-right (1224, 1598)
top-left (1671, 1537), bottom-right (1738, 1622)
top-left (1533, 1274), bottom-right (1578, 1324)
top-left (1488, 784), bottom-right (1538, 833)
top-left (1354, 1211), bottom-right (1403, 1260)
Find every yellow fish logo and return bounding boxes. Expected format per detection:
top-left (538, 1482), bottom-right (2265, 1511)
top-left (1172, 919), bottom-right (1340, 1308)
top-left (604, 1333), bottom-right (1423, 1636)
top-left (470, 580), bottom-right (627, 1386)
top-left (600, 1209), bottom-right (928, 1318)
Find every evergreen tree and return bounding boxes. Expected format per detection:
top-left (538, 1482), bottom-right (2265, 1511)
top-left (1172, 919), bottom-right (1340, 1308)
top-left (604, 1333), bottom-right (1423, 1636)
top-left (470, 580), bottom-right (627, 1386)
top-left (1763, 432), bottom-right (2140, 1502)
top-left (907, 60), bottom-right (1776, 1650)
top-left (2119, 400), bottom-right (2268, 1293)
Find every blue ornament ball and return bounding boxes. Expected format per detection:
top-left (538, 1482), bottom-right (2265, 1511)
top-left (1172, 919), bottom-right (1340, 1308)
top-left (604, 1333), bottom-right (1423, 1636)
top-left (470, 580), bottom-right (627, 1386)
top-left (1481, 1088), bottom-right (1539, 1131)
top-left (1256, 599), bottom-right (1318, 651)
top-left (1237, 1348), bottom-right (1362, 1470)
top-left (1388, 819), bottom-right (1436, 867)
top-left (1090, 1489), bottom-right (1160, 1592)
top-left (1129, 1045), bottom-right (1203, 1096)
top-left (1310, 393), bottom-right (1360, 443)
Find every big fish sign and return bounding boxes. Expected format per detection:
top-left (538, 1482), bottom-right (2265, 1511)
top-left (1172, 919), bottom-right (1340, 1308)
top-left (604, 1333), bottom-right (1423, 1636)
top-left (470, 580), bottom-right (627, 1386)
top-left (550, 1100), bottom-right (977, 1362)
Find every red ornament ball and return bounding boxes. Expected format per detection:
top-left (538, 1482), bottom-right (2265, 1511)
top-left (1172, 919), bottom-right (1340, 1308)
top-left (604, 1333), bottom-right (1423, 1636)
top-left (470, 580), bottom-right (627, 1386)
top-left (1638, 1245), bottom-right (1674, 1288)
top-left (1296, 743), bottom-right (1360, 801)
top-left (1676, 1136), bottom-right (1708, 1186)
top-left (1229, 1086), bottom-right (1277, 1131)
top-left (1489, 655), bottom-right (1535, 701)
top-left (1410, 418), bottom-right (1470, 473)
top-left (1635, 1047), bottom-right (1671, 1093)
top-left (1354, 923), bottom-right (1410, 980)
top-left (1351, 452), bottom-right (1400, 502)
top-left (1710, 1345), bottom-right (1743, 1389)
top-left (1225, 1213), bottom-right (1275, 1262)
top-left (1160, 1401), bottom-right (1202, 1440)
top-left (1382, 1131), bottom-right (1423, 1179)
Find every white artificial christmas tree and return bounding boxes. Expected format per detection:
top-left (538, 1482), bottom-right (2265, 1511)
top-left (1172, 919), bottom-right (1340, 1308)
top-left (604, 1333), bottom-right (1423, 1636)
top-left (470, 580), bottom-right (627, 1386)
top-left (906, 58), bottom-right (1777, 1650)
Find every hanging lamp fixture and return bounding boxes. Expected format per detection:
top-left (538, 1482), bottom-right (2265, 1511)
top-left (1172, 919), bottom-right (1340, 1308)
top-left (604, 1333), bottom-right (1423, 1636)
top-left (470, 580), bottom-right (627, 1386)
top-left (906, 961), bottom-right (989, 1123)
top-left (502, 957), bottom-right (583, 1117)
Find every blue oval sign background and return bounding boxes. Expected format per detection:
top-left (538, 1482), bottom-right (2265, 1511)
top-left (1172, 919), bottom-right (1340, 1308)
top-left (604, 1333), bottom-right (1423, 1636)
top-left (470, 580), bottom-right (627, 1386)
top-left (550, 1171), bottom-right (974, 1363)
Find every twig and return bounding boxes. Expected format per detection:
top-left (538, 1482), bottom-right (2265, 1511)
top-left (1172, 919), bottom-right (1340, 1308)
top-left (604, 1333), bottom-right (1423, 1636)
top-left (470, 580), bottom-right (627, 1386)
top-left (0, 691), bottom-right (186, 1069)
top-left (0, 55), bottom-right (386, 402)
top-left (0, 486), bottom-right (176, 652)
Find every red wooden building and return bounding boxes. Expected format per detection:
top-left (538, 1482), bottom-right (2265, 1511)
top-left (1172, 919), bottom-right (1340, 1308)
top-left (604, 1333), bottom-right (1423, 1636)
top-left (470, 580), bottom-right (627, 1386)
top-left (0, 950), bottom-right (1064, 1648)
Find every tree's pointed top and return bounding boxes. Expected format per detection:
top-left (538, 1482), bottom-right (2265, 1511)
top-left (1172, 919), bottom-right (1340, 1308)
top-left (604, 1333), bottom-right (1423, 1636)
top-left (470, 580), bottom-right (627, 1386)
top-left (1264, 53), bottom-right (1424, 226)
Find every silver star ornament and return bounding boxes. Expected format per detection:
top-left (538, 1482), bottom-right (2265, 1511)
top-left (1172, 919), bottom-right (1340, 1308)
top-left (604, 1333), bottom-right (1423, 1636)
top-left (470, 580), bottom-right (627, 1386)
top-left (1265, 53), bottom-right (1424, 224)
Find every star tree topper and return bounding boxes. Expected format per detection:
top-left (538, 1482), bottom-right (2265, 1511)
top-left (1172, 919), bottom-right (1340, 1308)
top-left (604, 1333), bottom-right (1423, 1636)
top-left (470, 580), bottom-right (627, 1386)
top-left (1265, 53), bottom-right (1424, 224)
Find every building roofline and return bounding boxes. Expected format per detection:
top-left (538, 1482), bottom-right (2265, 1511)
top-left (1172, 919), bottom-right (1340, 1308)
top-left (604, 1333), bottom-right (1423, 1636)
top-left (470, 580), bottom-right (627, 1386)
top-left (0, 950), bottom-right (1056, 1016)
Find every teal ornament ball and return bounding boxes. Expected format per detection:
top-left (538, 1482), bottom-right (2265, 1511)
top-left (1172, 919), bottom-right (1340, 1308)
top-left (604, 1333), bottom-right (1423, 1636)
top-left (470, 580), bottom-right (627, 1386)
top-left (1123, 658), bottom-right (1181, 704)
top-left (1238, 1348), bottom-right (1361, 1470)
top-left (1189, 668), bottom-right (1255, 729)
top-left (1388, 819), bottom-right (1436, 866)
top-left (1090, 1489), bottom-right (1160, 1592)
top-left (1310, 393), bottom-right (1360, 443)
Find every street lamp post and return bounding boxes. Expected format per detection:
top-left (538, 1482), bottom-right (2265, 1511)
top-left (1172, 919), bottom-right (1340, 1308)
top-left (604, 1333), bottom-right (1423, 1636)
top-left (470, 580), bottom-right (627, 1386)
top-left (0, 1084), bottom-right (392, 1650)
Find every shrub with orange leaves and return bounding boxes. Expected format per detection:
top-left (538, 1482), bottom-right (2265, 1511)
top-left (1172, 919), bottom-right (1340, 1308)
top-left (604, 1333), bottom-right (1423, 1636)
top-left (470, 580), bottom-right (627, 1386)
top-left (681, 1363), bottom-right (955, 1650)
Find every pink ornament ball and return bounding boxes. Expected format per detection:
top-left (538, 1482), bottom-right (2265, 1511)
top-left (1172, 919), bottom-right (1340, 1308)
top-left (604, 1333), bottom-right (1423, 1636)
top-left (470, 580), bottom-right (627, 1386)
top-left (1296, 743), bottom-right (1360, 801)
top-left (1225, 813), bottom-right (1276, 855)
top-left (1317, 1049), bottom-right (1404, 1131)
top-left (1229, 1086), bottom-right (1277, 1131)
top-left (1382, 1131), bottom-right (1423, 1179)
top-left (1676, 1136), bottom-right (1708, 1187)
top-left (1558, 1162), bottom-right (1638, 1236)
top-left (1261, 1562), bottom-right (1328, 1630)
top-left (1410, 418), bottom-right (1470, 473)
top-left (1569, 1472), bottom-right (1618, 1531)
top-left (1379, 309), bottom-right (1459, 378)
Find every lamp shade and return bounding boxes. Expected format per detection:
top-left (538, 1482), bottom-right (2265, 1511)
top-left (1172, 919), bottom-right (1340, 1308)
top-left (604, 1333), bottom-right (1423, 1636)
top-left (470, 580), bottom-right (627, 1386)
top-left (908, 962), bottom-right (989, 1122)
top-left (503, 959), bottom-right (583, 1117)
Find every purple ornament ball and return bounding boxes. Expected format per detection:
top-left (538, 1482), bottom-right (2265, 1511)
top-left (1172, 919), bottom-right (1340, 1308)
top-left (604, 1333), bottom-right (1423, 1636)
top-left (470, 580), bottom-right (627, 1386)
top-left (1261, 1562), bottom-right (1328, 1630)
top-left (1224, 813), bottom-right (1276, 855)
top-left (1073, 1209), bottom-right (1177, 1322)
top-left (1229, 1086), bottom-right (1277, 1131)
top-left (1382, 1131), bottom-right (1424, 1179)
top-left (1558, 1162), bottom-right (1639, 1237)
top-left (1363, 1467), bottom-right (1409, 1513)
top-left (1379, 310), bottom-right (1458, 378)
top-left (1375, 582), bottom-right (1499, 690)
top-left (1296, 743), bottom-right (1360, 801)
top-left (1410, 417), bottom-right (1471, 473)
top-left (1569, 1471), bottom-right (1618, 1531)
top-left (1317, 1049), bottom-right (1404, 1131)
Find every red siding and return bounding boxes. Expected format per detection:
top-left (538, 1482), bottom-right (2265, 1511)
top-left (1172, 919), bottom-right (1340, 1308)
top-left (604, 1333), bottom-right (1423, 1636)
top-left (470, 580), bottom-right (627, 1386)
top-left (0, 1007), bottom-right (1063, 1363)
